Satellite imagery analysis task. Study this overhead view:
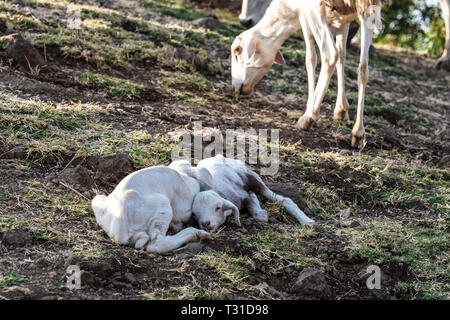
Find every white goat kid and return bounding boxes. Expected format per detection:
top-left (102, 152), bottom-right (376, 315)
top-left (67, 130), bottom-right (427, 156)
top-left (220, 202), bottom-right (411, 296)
top-left (232, 0), bottom-right (391, 148)
top-left (177, 155), bottom-right (315, 227)
top-left (92, 165), bottom-right (240, 253)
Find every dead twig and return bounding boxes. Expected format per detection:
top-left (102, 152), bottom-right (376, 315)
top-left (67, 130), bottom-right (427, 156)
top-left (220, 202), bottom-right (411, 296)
top-left (59, 180), bottom-right (89, 200)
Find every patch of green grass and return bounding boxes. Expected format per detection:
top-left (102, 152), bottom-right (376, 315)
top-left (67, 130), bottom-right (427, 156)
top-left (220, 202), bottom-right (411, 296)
top-left (0, 12), bottom-right (47, 31)
top-left (0, 38), bottom-right (8, 50)
top-left (371, 54), bottom-right (420, 80)
top-left (0, 271), bottom-right (32, 288)
top-left (243, 228), bottom-right (320, 273)
top-left (78, 72), bottom-right (146, 99)
top-left (0, 100), bottom-right (84, 140)
top-left (199, 252), bottom-right (253, 291)
top-left (342, 219), bottom-right (449, 299)
top-left (271, 81), bottom-right (303, 95)
top-left (139, 0), bottom-right (206, 21)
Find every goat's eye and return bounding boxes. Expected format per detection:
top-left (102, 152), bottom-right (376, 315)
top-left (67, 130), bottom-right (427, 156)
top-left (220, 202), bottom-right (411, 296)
top-left (216, 206), bottom-right (221, 211)
top-left (233, 46), bottom-right (242, 56)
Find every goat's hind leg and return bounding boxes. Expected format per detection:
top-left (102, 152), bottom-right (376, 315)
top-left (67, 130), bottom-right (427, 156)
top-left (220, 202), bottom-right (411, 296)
top-left (146, 228), bottom-right (211, 253)
top-left (244, 192), bottom-right (268, 222)
top-left (352, 16), bottom-right (373, 149)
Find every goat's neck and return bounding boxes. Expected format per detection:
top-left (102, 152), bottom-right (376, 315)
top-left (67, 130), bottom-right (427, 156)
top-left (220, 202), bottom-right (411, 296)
top-left (253, 0), bottom-right (300, 49)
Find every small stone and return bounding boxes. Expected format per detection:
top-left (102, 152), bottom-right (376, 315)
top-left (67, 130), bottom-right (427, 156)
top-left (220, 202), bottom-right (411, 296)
top-left (349, 220), bottom-right (360, 228)
top-left (80, 271), bottom-right (97, 287)
top-left (124, 272), bottom-right (137, 285)
top-left (183, 242), bottom-right (203, 254)
top-left (384, 107), bottom-right (403, 125)
top-left (0, 33), bottom-right (46, 70)
top-left (58, 165), bottom-right (94, 192)
top-left (191, 16), bottom-right (224, 30)
top-left (34, 257), bottom-right (49, 268)
top-left (292, 268), bottom-right (331, 299)
top-left (94, 153), bottom-right (134, 185)
top-left (0, 229), bottom-right (32, 247)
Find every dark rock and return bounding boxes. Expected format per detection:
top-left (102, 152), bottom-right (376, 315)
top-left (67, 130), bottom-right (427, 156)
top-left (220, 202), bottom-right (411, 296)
top-left (384, 107), bottom-right (404, 125)
top-left (124, 272), bottom-right (137, 285)
top-left (0, 33), bottom-right (46, 71)
top-left (434, 58), bottom-right (450, 72)
top-left (0, 229), bottom-right (32, 247)
top-left (80, 271), bottom-right (97, 287)
top-left (94, 153), bottom-right (134, 185)
top-left (292, 268), bottom-right (331, 299)
top-left (382, 127), bottom-right (403, 148)
top-left (349, 220), bottom-right (360, 228)
top-left (183, 242), bottom-right (203, 254)
top-left (437, 155), bottom-right (449, 169)
top-left (34, 257), bottom-right (49, 268)
top-left (58, 165), bottom-right (94, 191)
top-left (191, 0), bottom-right (241, 10)
top-left (0, 18), bottom-right (7, 34)
top-left (191, 16), bottom-right (224, 30)
top-left (174, 46), bottom-right (201, 67)
top-left (113, 280), bottom-right (132, 289)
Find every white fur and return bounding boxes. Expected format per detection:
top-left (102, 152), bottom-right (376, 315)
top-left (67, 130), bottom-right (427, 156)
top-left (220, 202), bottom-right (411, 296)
top-left (195, 155), bottom-right (315, 226)
top-left (92, 156), bottom-right (315, 253)
top-left (92, 165), bottom-right (237, 253)
top-left (232, 0), bottom-right (389, 148)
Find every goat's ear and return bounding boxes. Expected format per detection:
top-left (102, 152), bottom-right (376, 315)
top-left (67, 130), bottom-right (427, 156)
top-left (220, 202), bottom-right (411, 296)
top-left (223, 200), bottom-right (241, 227)
top-left (274, 50), bottom-right (285, 65)
top-left (247, 38), bottom-right (259, 59)
top-left (193, 167), bottom-right (213, 191)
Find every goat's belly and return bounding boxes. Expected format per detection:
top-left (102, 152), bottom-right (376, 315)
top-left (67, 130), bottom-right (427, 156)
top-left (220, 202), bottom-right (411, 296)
top-left (326, 11), bottom-right (357, 29)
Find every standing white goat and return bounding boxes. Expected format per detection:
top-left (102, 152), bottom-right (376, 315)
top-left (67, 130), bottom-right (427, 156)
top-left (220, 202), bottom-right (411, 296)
top-left (240, 0), bottom-right (450, 70)
top-left (231, 0), bottom-right (390, 148)
top-left (92, 164), bottom-right (240, 253)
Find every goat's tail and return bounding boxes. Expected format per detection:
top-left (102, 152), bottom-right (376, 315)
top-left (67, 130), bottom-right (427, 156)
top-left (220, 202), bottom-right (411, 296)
top-left (246, 171), bottom-right (315, 226)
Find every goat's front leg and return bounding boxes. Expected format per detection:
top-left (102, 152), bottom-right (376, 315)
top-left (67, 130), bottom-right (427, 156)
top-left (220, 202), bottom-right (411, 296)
top-left (334, 24), bottom-right (350, 122)
top-left (297, 6), bottom-right (338, 130)
top-left (146, 228), bottom-right (211, 253)
top-left (244, 192), bottom-right (268, 222)
top-left (296, 15), bottom-right (317, 130)
top-left (352, 17), bottom-right (373, 149)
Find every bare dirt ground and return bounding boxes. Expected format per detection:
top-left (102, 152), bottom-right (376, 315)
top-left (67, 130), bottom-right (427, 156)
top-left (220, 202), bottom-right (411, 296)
top-left (0, 0), bottom-right (448, 300)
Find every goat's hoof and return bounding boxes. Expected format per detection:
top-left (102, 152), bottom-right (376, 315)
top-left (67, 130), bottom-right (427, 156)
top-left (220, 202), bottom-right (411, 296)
top-left (304, 220), bottom-right (316, 228)
top-left (434, 59), bottom-right (450, 71)
top-left (296, 115), bottom-right (316, 130)
top-left (351, 133), bottom-right (367, 150)
top-left (197, 230), bottom-right (212, 240)
top-left (333, 109), bottom-right (350, 122)
top-left (253, 210), bottom-right (268, 222)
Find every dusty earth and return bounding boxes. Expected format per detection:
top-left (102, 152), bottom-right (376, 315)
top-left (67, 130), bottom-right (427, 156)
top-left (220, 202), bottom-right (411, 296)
top-left (0, 0), bottom-right (448, 300)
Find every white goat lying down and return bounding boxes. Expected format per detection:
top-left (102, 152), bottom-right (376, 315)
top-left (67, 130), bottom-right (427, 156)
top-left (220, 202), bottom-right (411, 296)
top-left (178, 155), bottom-right (315, 228)
top-left (231, 0), bottom-right (391, 148)
top-left (92, 155), bottom-right (314, 253)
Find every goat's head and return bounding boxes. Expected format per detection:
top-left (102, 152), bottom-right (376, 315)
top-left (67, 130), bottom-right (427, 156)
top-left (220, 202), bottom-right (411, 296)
top-left (192, 190), bottom-right (241, 231)
top-left (231, 32), bottom-right (285, 98)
